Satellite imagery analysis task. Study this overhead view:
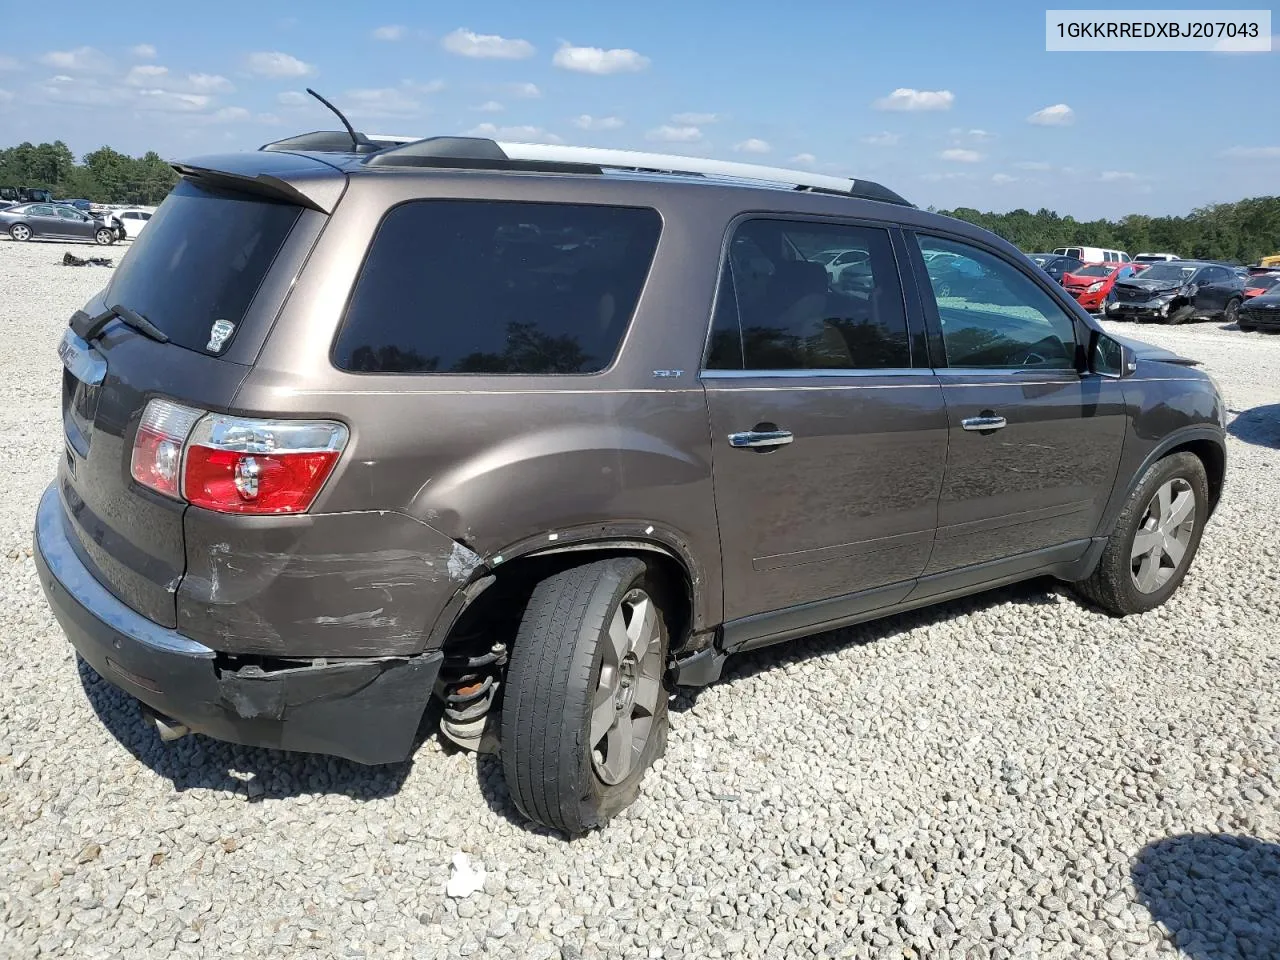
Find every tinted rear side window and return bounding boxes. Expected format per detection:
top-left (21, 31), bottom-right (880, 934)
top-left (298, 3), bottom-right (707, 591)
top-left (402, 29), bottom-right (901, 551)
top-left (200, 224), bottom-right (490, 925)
top-left (333, 201), bottom-right (662, 375)
top-left (106, 179), bottom-right (301, 354)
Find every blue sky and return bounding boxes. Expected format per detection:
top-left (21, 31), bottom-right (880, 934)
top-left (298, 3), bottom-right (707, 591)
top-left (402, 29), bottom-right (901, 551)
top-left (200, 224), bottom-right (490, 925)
top-left (1, 0), bottom-right (1276, 218)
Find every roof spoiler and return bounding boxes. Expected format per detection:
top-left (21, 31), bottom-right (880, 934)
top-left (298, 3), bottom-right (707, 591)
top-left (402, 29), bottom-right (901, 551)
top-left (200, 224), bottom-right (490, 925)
top-left (169, 161), bottom-right (343, 214)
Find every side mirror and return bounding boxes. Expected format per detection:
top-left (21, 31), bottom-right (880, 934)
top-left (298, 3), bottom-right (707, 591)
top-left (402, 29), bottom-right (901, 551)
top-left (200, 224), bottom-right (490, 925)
top-left (1089, 330), bottom-right (1136, 378)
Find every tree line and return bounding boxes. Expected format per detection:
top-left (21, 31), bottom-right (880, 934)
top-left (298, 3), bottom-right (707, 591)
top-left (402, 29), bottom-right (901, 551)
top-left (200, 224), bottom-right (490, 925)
top-left (0, 141), bottom-right (178, 205)
top-left (934, 197), bottom-right (1280, 265)
top-left (3, 139), bottom-right (1277, 262)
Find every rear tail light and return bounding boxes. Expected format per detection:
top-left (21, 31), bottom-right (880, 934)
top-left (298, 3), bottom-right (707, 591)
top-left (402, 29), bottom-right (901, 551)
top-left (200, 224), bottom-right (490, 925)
top-left (130, 399), bottom-right (348, 515)
top-left (131, 399), bottom-right (204, 499)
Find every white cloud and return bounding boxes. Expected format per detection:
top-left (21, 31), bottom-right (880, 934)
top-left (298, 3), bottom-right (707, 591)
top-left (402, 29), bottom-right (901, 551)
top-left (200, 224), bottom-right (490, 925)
top-left (39, 46), bottom-right (111, 72)
top-left (35, 76), bottom-right (124, 107)
top-left (464, 122), bottom-right (562, 143)
top-left (919, 171), bottom-right (972, 182)
top-left (991, 173), bottom-right (1018, 184)
top-left (553, 42), bottom-right (650, 74)
top-left (790, 153), bottom-right (816, 164)
top-left (1099, 170), bottom-right (1138, 182)
top-left (212, 106), bottom-right (251, 123)
top-left (861, 131), bottom-right (901, 147)
top-left (1027, 103), bottom-right (1074, 126)
top-left (646, 124), bottom-right (703, 143)
top-left (476, 100), bottom-right (505, 113)
top-left (130, 44), bottom-right (157, 59)
top-left (1014, 160), bottom-right (1052, 171)
top-left (246, 51), bottom-right (315, 78)
top-left (187, 73), bottom-right (234, 93)
top-left (277, 90), bottom-right (309, 106)
top-left (573, 114), bottom-right (624, 131)
top-left (873, 88), bottom-right (954, 111)
top-left (506, 82), bottom-right (541, 99)
top-left (442, 28), bottom-right (534, 60)
top-left (402, 78), bottom-right (445, 95)
top-left (951, 127), bottom-right (992, 141)
top-left (342, 87), bottom-right (422, 119)
top-left (124, 64), bottom-right (168, 85)
top-left (1221, 145), bottom-right (1280, 159)
top-left (256, 112), bottom-right (282, 125)
top-left (733, 138), bottom-right (771, 154)
top-left (672, 112), bottom-right (719, 125)
top-left (0, 88), bottom-right (13, 104)
top-left (135, 88), bottom-right (212, 112)
top-left (0, 55), bottom-right (18, 71)
top-left (940, 148), bottom-right (982, 162)
top-left (372, 25), bottom-right (406, 41)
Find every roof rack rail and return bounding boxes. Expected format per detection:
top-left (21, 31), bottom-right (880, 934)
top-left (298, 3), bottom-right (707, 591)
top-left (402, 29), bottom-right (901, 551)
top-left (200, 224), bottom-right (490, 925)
top-left (365, 136), bottom-right (911, 206)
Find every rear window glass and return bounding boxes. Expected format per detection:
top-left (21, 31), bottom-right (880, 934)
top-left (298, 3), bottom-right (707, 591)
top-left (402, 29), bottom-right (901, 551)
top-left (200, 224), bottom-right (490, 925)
top-left (333, 200), bottom-right (662, 375)
top-left (105, 179), bottom-right (301, 354)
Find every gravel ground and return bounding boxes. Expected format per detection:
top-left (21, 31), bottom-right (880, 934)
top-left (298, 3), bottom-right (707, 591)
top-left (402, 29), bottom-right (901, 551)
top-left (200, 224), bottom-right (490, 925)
top-left (2, 235), bottom-right (1278, 959)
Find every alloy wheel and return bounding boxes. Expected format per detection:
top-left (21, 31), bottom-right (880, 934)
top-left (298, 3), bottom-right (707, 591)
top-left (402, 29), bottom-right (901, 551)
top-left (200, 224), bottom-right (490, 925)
top-left (590, 589), bottom-right (663, 785)
top-left (1130, 478), bottom-right (1196, 593)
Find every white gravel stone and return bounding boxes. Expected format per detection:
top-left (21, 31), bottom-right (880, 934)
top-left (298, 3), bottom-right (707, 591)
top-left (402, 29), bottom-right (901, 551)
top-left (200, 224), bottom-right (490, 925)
top-left (1, 237), bottom-right (1278, 958)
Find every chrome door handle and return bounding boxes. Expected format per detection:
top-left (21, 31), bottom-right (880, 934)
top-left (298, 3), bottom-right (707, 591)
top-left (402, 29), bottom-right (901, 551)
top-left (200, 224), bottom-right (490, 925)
top-left (961, 415), bottom-right (1007, 432)
top-left (728, 429), bottom-right (794, 449)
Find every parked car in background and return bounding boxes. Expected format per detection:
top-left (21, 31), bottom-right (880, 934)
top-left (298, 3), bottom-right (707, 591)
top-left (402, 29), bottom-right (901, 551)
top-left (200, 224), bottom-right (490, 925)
top-left (1242, 273), bottom-right (1280, 301)
top-left (1134, 253), bottom-right (1179, 263)
top-left (58, 199), bottom-right (94, 213)
top-left (0, 203), bottom-right (119, 244)
top-left (0, 186), bottom-right (54, 204)
top-left (114, 208), bottom-right (154, 239)
top-left (1054, 245), bottom-right (1130, 264)
top-left (1063, 262), bottom-right (1138, 313)
top-left (1237, 287), bottom-right (1280, 332)
top-left (1107, 259), bottom-right (1245, 324)
top-left (1027, 253), bottom-right (1084, 284)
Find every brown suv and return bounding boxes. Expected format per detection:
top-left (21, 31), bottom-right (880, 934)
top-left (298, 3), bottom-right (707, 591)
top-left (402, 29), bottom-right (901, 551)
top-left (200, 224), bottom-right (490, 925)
top-left (34, 132), bottom-right (1226, 834)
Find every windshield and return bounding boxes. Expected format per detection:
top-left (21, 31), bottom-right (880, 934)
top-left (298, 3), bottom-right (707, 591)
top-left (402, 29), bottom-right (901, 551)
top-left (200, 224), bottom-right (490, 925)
top-left (105, 179), bottom-right (301, 355)
top-left (1074, 264), bottom-right (1113, 278)
top-left (1247, 275), bottom-right (1279, 291)
top-left (1136, 263), bottom-right (1197, 283)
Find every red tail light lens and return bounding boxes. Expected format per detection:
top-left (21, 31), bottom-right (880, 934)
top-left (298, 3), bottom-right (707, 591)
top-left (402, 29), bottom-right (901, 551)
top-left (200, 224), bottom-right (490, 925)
top-left (182, 414), bottom-right (349, 515)
top-left (130, 399), bottom-right (204, 499)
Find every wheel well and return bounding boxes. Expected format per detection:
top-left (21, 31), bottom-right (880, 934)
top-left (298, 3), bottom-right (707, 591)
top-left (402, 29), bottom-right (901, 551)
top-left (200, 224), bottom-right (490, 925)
top-left (441, 546), bottom-right (695, 660)
top-left (1167, 438), bottom-right (1224, 515)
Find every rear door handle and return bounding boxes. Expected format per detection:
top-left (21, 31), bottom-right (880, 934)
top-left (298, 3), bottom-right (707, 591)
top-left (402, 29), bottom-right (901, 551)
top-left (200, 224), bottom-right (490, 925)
top-left (728, 429), bottom-right (794, 449)
top-left (961, 415), bottom-right (1007, 432)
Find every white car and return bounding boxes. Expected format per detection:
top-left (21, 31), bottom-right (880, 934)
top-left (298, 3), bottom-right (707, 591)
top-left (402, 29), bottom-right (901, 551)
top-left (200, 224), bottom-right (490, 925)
top-left (115, 209), bottom-right (154, 240)
top-left (1134, 252), bottom-right (1180, 263)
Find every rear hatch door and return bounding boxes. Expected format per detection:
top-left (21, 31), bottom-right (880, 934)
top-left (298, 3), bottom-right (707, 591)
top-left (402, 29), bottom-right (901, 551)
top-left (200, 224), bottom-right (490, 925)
top-left (58, 168), bottom-right (332, 627)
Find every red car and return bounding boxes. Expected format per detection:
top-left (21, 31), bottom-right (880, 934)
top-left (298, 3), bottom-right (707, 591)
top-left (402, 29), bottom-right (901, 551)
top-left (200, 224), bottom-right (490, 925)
top-left (1243, 273), bottom-right (1280, 300)
top-left (1062, 261), bottom-right (1139, 312)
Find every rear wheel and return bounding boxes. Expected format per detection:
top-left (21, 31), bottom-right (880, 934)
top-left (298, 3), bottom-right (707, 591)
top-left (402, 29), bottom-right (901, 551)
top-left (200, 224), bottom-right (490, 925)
top-left (1223, 298), bottom-right (1241, 327)
top-left (1074, 452), bottom-right (1209, 616)
top-left (501, 557), bottom-right (669, 835)
top-left (9, 223), bottom-right (31, 242)
top-left (94, 228), bottom-right (116, 246)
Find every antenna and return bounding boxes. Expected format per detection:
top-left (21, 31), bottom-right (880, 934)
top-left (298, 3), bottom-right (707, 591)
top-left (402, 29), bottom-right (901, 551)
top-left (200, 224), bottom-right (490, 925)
top-left (305, 88), bottom-right (359, 151)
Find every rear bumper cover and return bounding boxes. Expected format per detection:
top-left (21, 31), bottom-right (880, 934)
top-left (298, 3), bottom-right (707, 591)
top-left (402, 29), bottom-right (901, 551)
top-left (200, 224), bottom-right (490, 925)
top-left (33, 483), bottom-right (440, 764)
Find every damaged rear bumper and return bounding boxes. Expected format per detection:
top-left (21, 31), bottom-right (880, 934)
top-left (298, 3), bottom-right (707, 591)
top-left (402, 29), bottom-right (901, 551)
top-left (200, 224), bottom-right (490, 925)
top-left (33, 484), bottom-right (440, 765)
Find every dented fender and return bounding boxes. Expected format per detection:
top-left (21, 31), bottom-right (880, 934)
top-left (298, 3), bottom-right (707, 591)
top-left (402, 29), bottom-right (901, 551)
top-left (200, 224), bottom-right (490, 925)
top-left (178, 506), bottom-right (482, 657)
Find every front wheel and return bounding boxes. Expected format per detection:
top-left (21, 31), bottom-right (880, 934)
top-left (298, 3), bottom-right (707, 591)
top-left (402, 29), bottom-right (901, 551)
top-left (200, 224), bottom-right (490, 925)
top-left (1073, 452), bottom-right (1209, 616)
top-left (94, 228), bottom-right (116, 245)
top-left (9, 223), bottom-right (31, 241)
top-left (501, 558), bottom-right (669, 835)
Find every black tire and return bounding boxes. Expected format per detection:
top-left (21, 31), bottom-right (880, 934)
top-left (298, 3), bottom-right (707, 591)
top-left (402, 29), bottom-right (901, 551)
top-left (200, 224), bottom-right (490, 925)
top-left (1073, 452), bottom-right (1209, 616)
top-left (1165, 305), bottom-right (1194, 325)
top-left (94, 228), bottom-right (116, 246)
top-left (501, 557), bottom-right (670, 835)
top-left (1223, 298), bottom-right (1241, 327)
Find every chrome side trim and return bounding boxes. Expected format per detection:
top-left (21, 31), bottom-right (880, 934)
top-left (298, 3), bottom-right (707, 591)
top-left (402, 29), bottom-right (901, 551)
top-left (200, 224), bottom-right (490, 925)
top-left (35, 485), bottom-right (214, 659)
top-left (701, 367), bottom-right (924, 379)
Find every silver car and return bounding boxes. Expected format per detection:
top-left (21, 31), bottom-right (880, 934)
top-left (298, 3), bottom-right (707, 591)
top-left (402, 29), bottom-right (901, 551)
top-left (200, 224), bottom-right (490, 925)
top-left (1, 203), bottom-right (118, 244)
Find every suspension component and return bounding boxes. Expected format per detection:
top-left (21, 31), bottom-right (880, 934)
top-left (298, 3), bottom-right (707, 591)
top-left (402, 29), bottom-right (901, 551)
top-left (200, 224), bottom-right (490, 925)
top-left (436, 642), bottom-right (508, 753)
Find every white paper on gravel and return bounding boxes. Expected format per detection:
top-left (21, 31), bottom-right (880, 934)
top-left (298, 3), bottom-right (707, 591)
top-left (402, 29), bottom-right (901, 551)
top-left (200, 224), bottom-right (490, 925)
top-left (445, 853), bottom-right (486, 898)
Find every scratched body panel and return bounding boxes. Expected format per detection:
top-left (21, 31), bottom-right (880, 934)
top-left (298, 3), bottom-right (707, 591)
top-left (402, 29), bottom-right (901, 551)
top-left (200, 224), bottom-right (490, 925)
top-left (178, 508), bottom-right (479, 656)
